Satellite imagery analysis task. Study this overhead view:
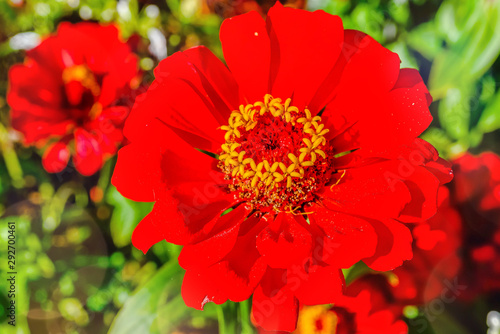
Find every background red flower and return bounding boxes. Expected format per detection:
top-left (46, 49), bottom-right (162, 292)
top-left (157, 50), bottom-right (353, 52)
top-left (8, 22), bottom-right (141, 176)
top-left (451, 153), bottom-right (500, 299)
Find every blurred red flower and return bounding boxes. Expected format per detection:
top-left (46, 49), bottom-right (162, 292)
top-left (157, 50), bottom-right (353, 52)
top-left (8, 22), bottom-right (141, 176)
top-left (347, 153), bottom-right (500, 322)
top-left (289, 278), bottom-right (407, 334)
top-left (112, 3), bottom-right (451, 331)
top-left (451, 153), bottom-right (500, 299)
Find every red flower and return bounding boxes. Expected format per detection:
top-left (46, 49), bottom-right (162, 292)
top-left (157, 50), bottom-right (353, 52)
top-left (390, 186), bottom-right (462, 306)
top-left (289, 279), bottom-right (407, 334)
top-left (112, 3), bottom-right (451, 331)
top-left (254, 274), bottom-right (407, 334)
top-left (8, 22), bottom-right (140, 176)
top-left (451, 153), bottom-right (500, 298)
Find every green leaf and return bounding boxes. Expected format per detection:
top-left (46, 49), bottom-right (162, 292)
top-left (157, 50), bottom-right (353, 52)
top-left (350, 4), bottom-right (384, 42)
top-left (429, 0), bottom-right (500, 98)
top-left (106, 186), bottom-right (154, 248)
top-left (478, 89), bottom-right (500, 133)
top-left (406, 22), bottom-right (444, 60)
top-left (108, 262), bottom-right (185, 334)
top-left (438, 87), bottom-right (472, 141)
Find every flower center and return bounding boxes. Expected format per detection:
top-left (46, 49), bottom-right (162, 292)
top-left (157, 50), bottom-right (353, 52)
top-left (297, 305), bottom-right (339, 334)
top-left (62, 65), bottom-right (103, 120)
top-left (62, 65), bottom-right (101, 97)
top-left (218, 94), bottom-right (334, 213)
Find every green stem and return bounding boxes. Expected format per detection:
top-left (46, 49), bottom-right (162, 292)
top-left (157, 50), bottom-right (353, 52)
top-left (216, 304), bottom-right (227, 334)
top-left (217, 302), bottom-right (238, 334)
top-left (97, 158), bottom-right (114, 193)
top-left (0, 123), bottom-right (24, 188)
top-left (239, 300), bottom-right (255, 334)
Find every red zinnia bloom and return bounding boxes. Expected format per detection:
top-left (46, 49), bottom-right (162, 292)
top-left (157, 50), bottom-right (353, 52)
top-left (112, 3), bottom-right (452, 331)
top-left (8, 22), bottom-right (141, 176)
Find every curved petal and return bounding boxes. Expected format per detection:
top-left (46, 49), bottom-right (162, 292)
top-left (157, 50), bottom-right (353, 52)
top-left (42, 141), bottom-right (70, 173)
top-left (181, 215), bottom-right (267, 308)
top-left (393, 68), bottom-right (432, 106)
top-left (218, 215), bottom-right (268, 302)
top-left (125, 46), bottom-right (238, 153)
top-left (292, 265), bottom-right (344, 305)
top-left (220, 11), bottom-right (270, 103)
top-left (309, 208), bottom-right (377, 268)
top-left (319, 161), bottom-right (412, 220)
top-left (182, 263), bottom-right (229, 310)
top-left (267, 3), bottom-right (343, 110)
top-left (113, 118), bottom-right (228, 202)
top-left (426, 158), bottom-right (454, 185)
top-left (399, 167), bottom-right (441, 223)
top-left (363, 219), bottom-right (413, 271)
top-left (256, 213), bottom-right (312, 269)
top-left (313, 29), bottom-right (400, 115)
top-left (124, 79), bottom-right (222, 153)
top-left (252, 268), bottom-right (299, 332)
top-left (73, 129), bottom-right (103, 176)
top-left (112, 141), bottom-right (163, 202)
top-left (131, 214), bottom-right (166, 254)
top-left (178, 205), bottom-right (252, 269)
top-left (8, 62), bottom-right (63, 109)
top-left (131, 188), bottom-right (234, 252)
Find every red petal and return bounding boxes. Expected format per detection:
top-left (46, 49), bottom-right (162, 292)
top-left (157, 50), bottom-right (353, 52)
top-left (256, 213), bottom-right (312, 269)
top-left (8, 63), bottom-right (63, 109)
top-left (367, 87), bottom-right (433, 156)
top-left (393, 68), bottom-right (432, 106)
top-left (360, 310), bottom-right (409, 334)
top-left (219, 215), bottom-right (268, 301)
top-left (178, 205), bottom-right (251, 269)
top-left (136, 189), bottom-right (233, 247)
top-left (125, 79), bottom-right (222, 153)
top-left (182, 264), bottom-right (228, 310)
top-left (252, 268), bottom-right (299, 332)
top-left (131, 214), bottom-right (165, 254)
top-left (182, 46), bottom-right (241, 115)
top-left (319, 31), bottom-right (433, 158)
top-left (316, 30), bottom-right (400, 116)
top-left (363, 219), bottom-right (413, 271)
top-left (154, 46), bottom-right (239, 122)
top-left (320, 161), bottom-right (411, 220)
top-left (220, 11), bottom-right (270, 103)
top-left (426, 158), bottom-right (454, 185)
top-left (291, 265), bottom-right (344, 305)
top-left (266, 3), bottom-right (343, 110)
top-left (121, 124), bottom-right (233, 249)
top-left (113, 118), bottom-right (228, 202)
top-left (112, 141), bottom-right (163, 202)
top-left (181, 214), bottom-right (266, 308)
top-left (309, 208), bottom-right (377, 268)
top-left (73, 129), bottom-right (103, 176)
top-left (125, 47), bottom-right (238, 154)
top-left (42, 141), bottom-right (70, 173)
top-left (399, 166), bottom-right (441, 223)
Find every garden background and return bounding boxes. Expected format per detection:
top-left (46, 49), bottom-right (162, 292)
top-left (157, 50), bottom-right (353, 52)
top-left (1, 0), bottom-right (500, 333)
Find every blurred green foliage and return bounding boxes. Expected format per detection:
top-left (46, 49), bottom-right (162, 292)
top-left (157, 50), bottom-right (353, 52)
top-left (0, 0), bottom-right (499, 333)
